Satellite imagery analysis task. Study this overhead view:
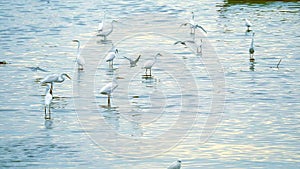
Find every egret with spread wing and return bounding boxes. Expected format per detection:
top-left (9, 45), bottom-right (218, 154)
top-left (123, 54), bottom-right (141, 67)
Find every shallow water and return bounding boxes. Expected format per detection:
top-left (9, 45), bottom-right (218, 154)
top-left (0, 0), bottom-right (299, 168)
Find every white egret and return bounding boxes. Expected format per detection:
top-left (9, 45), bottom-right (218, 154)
top-left (105, 49), bottom-right (118, 67)
top-left (40, 73), bottom-right (71, 92)
top-left (72, 39), bottom-right (85, 70)
top-left (100, 78), bottom-right (118, 106)
top-left (181, 12), bottom-right (207, 34)
top-left (249, 32), bottom-right (255, 62)
top-left (44, 84), bottom-right (53, 119)
top-left (97, 12), bottom-right (106, 33)
top-left (167, 160), bottom-right (181, 169)
top-left (123, 54), bottom-right (141, 67)
top-left (143, 53), bottom-right (162, 76)
top-left (97, 20), bottom-right (117, 41)
top-left (245, 18), bottom-right (252, 31)
top-left (174, 39), bottom-right (202, 55)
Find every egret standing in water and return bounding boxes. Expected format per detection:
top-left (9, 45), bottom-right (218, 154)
top-left (143, 53), bottom-right (161, 76)
top-left (44, 84), bottom-right (53, 119)
top-left (100, 78), bottom-right (118, 106)
top-left (249, 32), bottom-right (255, 62)
top-left (105, 49), bottom-right (118, 67)
top-left (123, 54), bottom-right (141, 67)
top-left (167, 160), bottom-right (181, 169)
top-left (245, 18), bottom-right (252, 32)
top-left (72, 40), bottom-right (85, 70)
top-left (97, 20), bottom-right (117, 41)
top-left (40, 73), bottom-right (71, 94)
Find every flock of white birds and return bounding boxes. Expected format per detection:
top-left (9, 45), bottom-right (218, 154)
top-left (39, 12), bottom-right (257, 169)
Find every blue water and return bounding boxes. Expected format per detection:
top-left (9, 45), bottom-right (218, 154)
top-left (0, 0), bottom-right (299, 168)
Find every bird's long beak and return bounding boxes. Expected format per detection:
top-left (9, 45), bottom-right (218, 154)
top-left (72, 40), bottom-right (79, 42)
top-left (66, 74), bottom-right (72, 80)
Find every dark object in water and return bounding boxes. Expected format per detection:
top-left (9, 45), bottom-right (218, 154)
top-left (270, 58), bottom-right (282, 69)
top-left (0, 61), bottom-right (8, 64)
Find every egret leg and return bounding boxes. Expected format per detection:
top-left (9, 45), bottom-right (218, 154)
top-left (44, 106), bottom-right (47, 119)
top-left (48, 105), bottom-right (51, 119)
top-left (50, 83), bottom-right (53, 95)
top-left (108, 95), bottom-right (111, 107)
top-left (145, 69), bottom-right (148, 76)
top-left (150, 69), bottom-right (152, 76)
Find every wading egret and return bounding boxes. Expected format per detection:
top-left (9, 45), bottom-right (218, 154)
top-left (245, 18), bottom-right (252, 31)
top-left (123, 55), bottom-right (141, 67)
top-left (40, 73), bottom-right (71, 93)
top-left (100, 78), bottom-right (118, 106)
top-left (97, 20), bottom-right (117, 41)
top-left (143, 53), bottom-right (162, 76)
top-left (167, 160), bottom-right (181, 169)
top-left (249, 32), bottom-right (255, 62)
top-left (97, 12), bottom-right (106, 33)
top-left (105, 49), bottom-right (118, 67)
top-left (44, 84), bottom-right (53, 119)
top-left (72, 39), bottom-right (85, 70)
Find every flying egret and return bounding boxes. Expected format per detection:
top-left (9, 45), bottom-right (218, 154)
top-left (40, 73), bottom-right (71, 93)
top-left (97, 20), bottom-right (117, 41)
top-left (73, 39), bottom-right (85, 70)
top-left (26, 66), bottom-right (48, 72)
top-left (245, 18), bottom-right (252, 31)
top-left (44, 84), bottom-right (53, 119)
top-left (97, 12), bottom-right (106, 33)
top-left (143, 53), bottom-right (162, 76)
top-left (181, 12), bottom-right (207, 34)
top-left (105, 49), bottom-right (118, 67)
top-left (249, 32), bottom-right (255, 62)
top-left (167, 160), bottom-right (181, 169)
top-left (174, 39), bottom-right (202, 55)
top-left (100, 78), bottom-right (118, 106)
top-left (174, 40), bottom-right (195, 46)
top-left (123, 54), bottom-right (141, 67)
